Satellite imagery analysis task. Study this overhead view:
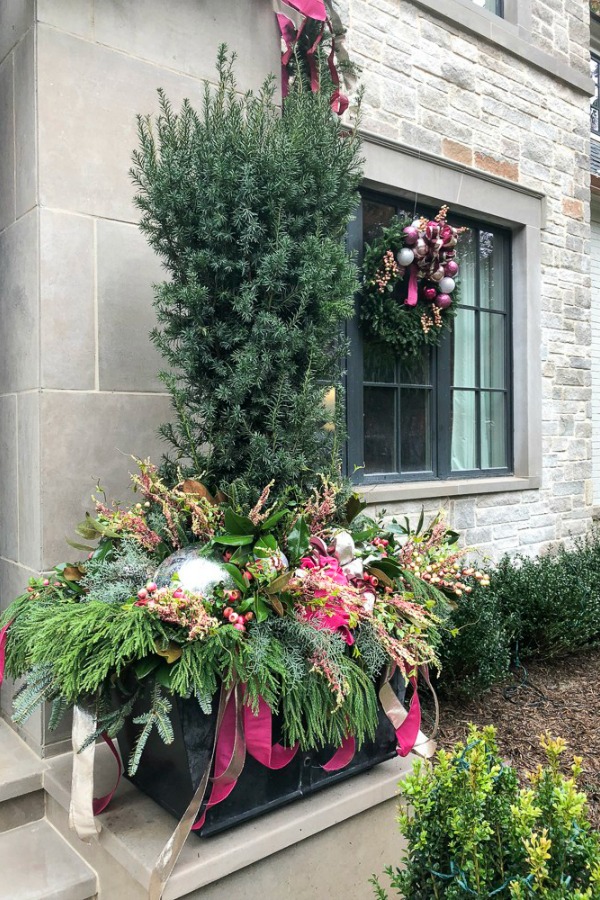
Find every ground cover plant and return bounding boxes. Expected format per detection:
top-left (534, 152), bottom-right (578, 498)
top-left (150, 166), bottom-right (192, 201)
top-left (372, 726), bottom-right (600, 899)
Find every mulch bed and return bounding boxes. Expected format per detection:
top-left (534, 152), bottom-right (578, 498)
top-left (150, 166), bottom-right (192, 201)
top-left (429, 648), bottom-right (600, 827)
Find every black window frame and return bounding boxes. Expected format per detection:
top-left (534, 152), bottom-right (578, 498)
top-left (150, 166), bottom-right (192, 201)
top-left (591, 52), bottom-right (600, 136)
top-left (344, 191), bottom-right (513, 486)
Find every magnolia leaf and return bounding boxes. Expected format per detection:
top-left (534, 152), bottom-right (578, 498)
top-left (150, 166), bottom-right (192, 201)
top-left (66, 538), bottom-right (97, 553)
top-left (134, 657), bottom-right (161, 679)
top-left (213, 533), bottom-right (255, 546)
top-left (267, 595), bottom-right (285, 617)
top-left (154, 642), bottom-right (183, 664)
top-left (254, 597), bottom-right (270, 623)
top-left (266, 572), bottom-right (292, 594)
top-left (367, 566), bottom-right (394, 589)
top-left (287, 517), bottom-right (309, 562)
top-left (63, 565), bottom-right (85, 582)
top-left (345, 494), bottom-right (367, 524)
top-left (182, 479), bottom-right (215, 505)
top-left (224, 508), bottom-right (255, 536)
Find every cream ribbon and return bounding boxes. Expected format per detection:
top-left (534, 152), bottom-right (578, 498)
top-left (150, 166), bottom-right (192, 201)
top-left (379, 670), bottom-right (438, 760)
top-left (69, 705), bottom-right (101, 841)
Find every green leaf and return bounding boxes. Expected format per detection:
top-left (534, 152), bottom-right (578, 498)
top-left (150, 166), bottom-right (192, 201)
top-left (230, 546), bottom-right (250, 565)
top-left (134, 657), bottom-right (161, 680)
top-left (446, 530), bottom-right (460, 545)
top-left (66, 538), bottom-right (98, 553)
top-left (253, 597), bottom-right (270, 623)
top-left (254, 534), bottom-right (277, 557)
top-left (368, 557), bottom-right (402, 578)
top-left (416, 506), bottom-right (425, 535)
top-left (221, 563), bottom-right (249, 594)
top-left (287, 517), bottom-right (309, 562)
top-left (75, 514), bottom-right (99, 540)
top-left (345, 494), bottom-right (367, 524)
top-left (155, 663), bottom-right (177, 689)
top-left (224, 508), bottom-right (255, 535)
top-left (213, 533), bottom-right (255, 547)
top-left (266, 572), bottom-right (292, 594)
top-left (259, 509), bottom-right (288, 531)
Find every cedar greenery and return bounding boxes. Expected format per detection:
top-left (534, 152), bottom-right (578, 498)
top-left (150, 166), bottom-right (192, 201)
top-left (130, 49), bottom-right (363, 503)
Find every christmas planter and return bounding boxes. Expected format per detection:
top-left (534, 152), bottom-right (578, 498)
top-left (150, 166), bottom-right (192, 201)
top-left (0, 462), bottom-right (488, 864)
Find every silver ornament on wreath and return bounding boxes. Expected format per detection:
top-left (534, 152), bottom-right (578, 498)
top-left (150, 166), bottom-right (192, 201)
top-left (154, 545), bottom-right (235, 596)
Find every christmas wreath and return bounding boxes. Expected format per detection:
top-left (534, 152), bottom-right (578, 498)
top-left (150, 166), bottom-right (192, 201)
top-left (360, 206), bottom-right (463, 359)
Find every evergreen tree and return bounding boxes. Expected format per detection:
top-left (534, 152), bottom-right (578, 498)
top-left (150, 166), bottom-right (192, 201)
top-left (131, 49), bottom-right (363, 503)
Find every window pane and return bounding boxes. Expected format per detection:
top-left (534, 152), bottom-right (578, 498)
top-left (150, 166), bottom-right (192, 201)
top-left (458, 228), bottom-right (477, 308)
top-left (479, 231), bottom-right (506, 310)
top-left (400, 389), bottom-right (431, 472)
top-left (364, 387), bottom-right (397, 473)
top-left (480, 312), bottom-right (505, 389)
top-left (592, 55), bottom-right (600, 135)
top-left (470, 0), bottom-right (501, 12)
top-left (400, 347), bottom-right (431, 385)
top-left (481, 392), bottom-right (507, 468)
top-left (453, 309), bottom-right (476, 388)
top-left (364, 341), bottom-right (395, 383)
top-left (451, 391), bottom-right (477, 471)
top-left (363, 199), bottom-right (396, 244)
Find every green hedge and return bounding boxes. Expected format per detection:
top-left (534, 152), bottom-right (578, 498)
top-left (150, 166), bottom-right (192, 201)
top-left (438, 530), bottom-right (600, 697)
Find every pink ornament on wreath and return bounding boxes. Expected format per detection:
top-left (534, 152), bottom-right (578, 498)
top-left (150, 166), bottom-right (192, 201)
top-left (444, 260), bottom-right (459, 277)
top-left (423, 286), bottom-right (437, 302)
top-left (436, 294), bottom-right (452, 309)
top-left (403, 226), bottom-right (419, 246)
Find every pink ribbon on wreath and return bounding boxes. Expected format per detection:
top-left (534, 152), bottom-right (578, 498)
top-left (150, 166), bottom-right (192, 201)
top-left (243, 695), bottom-right (299, 769)
top-left (92, 733), bottom-right (122, 816)
top-left (405, 264), bottom-right (419, 307)
top-left (298, 555), bottom-right (355, 646)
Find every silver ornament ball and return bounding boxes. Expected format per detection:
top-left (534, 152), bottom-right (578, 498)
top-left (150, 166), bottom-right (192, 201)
top-left (397, 247), bottom-right (415, 267)
top-left (154, 545), bottom-right (235, 595)
top-left (438, 276), bottom-right (456, 294)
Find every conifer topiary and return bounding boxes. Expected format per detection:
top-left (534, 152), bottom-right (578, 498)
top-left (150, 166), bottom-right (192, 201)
top-left (131, 49), bottom-right (363, 503)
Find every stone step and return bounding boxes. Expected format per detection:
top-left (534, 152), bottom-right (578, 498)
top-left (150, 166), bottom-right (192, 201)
top-left (44, 741), bottom-right (411, 900)
top-left (0, 718), bottom-right (46, 831)
top-left (0, 819), bottom-right (97, 900)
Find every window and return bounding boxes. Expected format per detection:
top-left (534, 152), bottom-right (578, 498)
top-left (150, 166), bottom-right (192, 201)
top-left (591, 53), bottom-right (600, 135)
top-left (346, 193), bottom-right (512, 486)
top-left (470, 0), bottom-right (503, 14)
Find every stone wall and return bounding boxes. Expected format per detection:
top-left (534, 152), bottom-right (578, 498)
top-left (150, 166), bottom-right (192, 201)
top-left (335, 0), bottom-right (593, 558)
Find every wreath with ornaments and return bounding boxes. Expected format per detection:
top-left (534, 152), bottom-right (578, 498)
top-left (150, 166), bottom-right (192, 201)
top-left (360, 206), bottom-right (464, 359)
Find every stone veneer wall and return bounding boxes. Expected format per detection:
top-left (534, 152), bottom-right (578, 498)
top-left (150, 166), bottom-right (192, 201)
top-left (0, 0), bottom-right (593, 750)
top-left (334, 0), bottom-right (593, 558)
top-left (0, 0), bottom-right (279, 753)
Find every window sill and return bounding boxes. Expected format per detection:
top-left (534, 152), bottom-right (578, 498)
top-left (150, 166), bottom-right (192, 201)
top-left (357, 475), bottom-right (540, 504)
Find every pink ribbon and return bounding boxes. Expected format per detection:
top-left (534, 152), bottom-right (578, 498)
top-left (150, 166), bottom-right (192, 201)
top-left (282, 0), bottom-right (327, 20)
top-left (405, 264), bottom-right (419, 307)
top-left (395, 677), bottom-right (421, 756)
top-left (0, 621), bottom-right (12, 686)
top-left (92, 733), bottom-right (122, 815)
top-left (193, 687), bottom-right (246, 830)
top-left (243, 695), bottom-right (299, 769)
top-left (321, 735), bottom-right (355, 771)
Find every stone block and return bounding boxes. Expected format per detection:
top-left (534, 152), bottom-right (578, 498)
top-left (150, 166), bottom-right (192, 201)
top-left (0, 54), bottom-right (14, 232)
top-left (0, 0), bottom-right (34, 65)
top-left (40, 391), bottom-right (172, 567)
top-left (97, 220), bottom-right (164, 392)
top-left (36, 0), bottom-right (94, 38)
top-left (13, 27), bottom-right (36, 217)
top-left (93, 0), bottom-right (279, 91)
top-left (40, 210), bottom-right (95, 390)
top-left (0, 395), bottom-right (17, 560)
top-left (17, 391), bottom-right (41, 571)
top-left (0, 210), bottom-right (39, 393)
top-left (37, 27), bottom-right (207, 222)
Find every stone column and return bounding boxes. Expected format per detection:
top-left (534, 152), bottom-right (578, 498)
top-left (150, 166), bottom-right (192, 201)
top-left (0, 0), bottom-right (279, 755)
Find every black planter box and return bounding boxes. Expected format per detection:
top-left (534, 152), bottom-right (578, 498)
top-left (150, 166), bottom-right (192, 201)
top-left (116, 673), bottom-right (406, 837)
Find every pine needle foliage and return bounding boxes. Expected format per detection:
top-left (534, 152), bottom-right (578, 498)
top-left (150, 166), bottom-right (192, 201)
top-left (130, 49), bottom-right (363, 503)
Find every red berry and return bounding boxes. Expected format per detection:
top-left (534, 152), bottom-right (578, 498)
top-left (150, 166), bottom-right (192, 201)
top-left (172, 588), bottom-right (184, 599)
top-left (228, 612), bottom-right (239, 624)
top-left (146, 581), bottom-right (157, 593)
top-left (245, 612), bottom-right (254, 622)
top-left (43, 579), bottom-right (50, 586)
top-left (137, 588), bottom-right (148, 600)
top-left (223, 607), bottom-right (233, 618)
top-left (234, 622), bottom-right (245, 632)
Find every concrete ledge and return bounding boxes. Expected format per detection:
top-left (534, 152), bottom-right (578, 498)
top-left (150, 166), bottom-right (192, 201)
top-left (44, 741), bottom-right (413, 900)
top-left (359, 475), bottom-right (541, 505)
top-left (0, 719), bottom-right (46, 802)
